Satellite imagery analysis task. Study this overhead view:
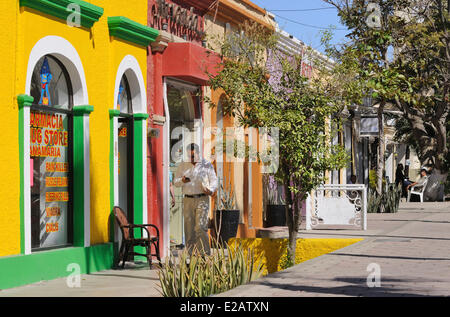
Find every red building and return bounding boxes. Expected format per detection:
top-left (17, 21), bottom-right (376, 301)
top-left (146, 0), bottom-right (219, 257)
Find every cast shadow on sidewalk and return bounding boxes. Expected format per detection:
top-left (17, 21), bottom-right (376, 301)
top-left (300, 231), bottom-right (450, 241)
top-left (332, 253), bottom-right (450, 261)
top-left (88, 272), bottom-right (159, 281)
top-left (383, 219), bottom-right (450, 224)
top-left (253, 276), bottom-right (429, 297)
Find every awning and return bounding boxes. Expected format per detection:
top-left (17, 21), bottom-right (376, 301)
top-left (162, 42), bottom-right (221, 86)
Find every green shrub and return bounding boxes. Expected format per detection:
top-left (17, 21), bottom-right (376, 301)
top-left (157, 240), bottom-right (263, 297)
top-left (369, 170), bottom-right (377, 191)
top-left (369, 170), bottom-right (386, 191)
top-left (279, 250), bottom-right (294, 270)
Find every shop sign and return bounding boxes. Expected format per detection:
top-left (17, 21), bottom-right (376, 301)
top-left (151, 0), bottom-right (204, 38)
top-left (119, 127), bottom-right (127, 137)
top-left (30, 111), bottom-right (70, 248)
top-left (360, 116), bottom-right (379, 137)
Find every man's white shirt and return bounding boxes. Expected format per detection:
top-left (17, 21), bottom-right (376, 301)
top-left (173, 158), bottom-right (218, 195)
top-left (415, 176), bottom-right (428, 188)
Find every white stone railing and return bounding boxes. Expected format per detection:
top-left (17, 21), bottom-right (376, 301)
top-left (306, 184), bottom-right (367, 230)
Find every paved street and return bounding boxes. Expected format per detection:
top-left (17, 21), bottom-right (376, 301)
top-left (1, 201), bottom-right (449, 297)
top-left (218, 201), bottom-right (450, 297)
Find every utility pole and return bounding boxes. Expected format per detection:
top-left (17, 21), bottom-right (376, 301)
top-left (377, 101), bottom-right (386, 213)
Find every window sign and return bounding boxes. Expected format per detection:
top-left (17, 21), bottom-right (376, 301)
top-left (30, 111), bottom-right (71, 248)
top-left (150, 0), bottom-right (204, 40)
top-left (30, 55), bottom-right (73, 250)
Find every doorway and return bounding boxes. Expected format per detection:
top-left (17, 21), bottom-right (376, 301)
top-left (165, 78), bottom-right (202, 248)
top-left (116, 74), bottom-right (135, 239)
top-left (117, 116), bottom-right (134, 223)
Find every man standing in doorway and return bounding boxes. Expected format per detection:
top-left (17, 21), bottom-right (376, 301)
top-left (173, 143), bottom-right (218, 255)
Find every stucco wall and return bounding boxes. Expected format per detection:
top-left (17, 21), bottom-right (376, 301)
top-left (0, 1), bottom-right (21, 257)
top-left (0, 0), bottom-right (148, 256)
top-left (204, 0), bottom-right (274, 237)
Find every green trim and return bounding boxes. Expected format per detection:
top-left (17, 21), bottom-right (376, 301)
top-left (133, 118), bottom-right (144, 227)
top-left (0, 243), bottom-right (114, 290)
top-left (108, 16), bottom-right (159, 47)
top-left (72, 114), bottom-right (85, 246)
top-left (18, 107), bottom-right (24, 254)
top-left (133, 118), bottom-right (145, 257)
top-left (17, 95), bottom-right (33, 254)
top-left (133, 113), bottom-right (149, 120)
top-left (72, 108), bottom-right (93, 247)
top-left (109, 114), bottom-right (115, 242)
top-left (20, 0), bottom-right (104, 29)
top-left (109, 109), bottom-right (121, 118)
top-left (17, 94), bottom-right (34, 108)
top-left (73, 105), bottom-right (94, 115)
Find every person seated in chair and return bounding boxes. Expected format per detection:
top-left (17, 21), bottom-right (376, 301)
top-left (406, 169), bottom-right (428, 193)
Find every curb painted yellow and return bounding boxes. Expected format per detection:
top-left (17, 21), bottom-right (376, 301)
top-left (228, 238), bottom-right (363, 275)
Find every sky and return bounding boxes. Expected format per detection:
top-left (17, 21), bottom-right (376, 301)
top-left (251, 0), bottom-right (350, 54)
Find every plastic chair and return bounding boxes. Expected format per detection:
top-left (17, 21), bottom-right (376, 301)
top-left (407, 178), bottom-right (428, 202)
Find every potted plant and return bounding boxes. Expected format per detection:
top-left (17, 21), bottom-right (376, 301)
top-left (214, 180), bottom-right (240, 245)
top-left (264, 175), bottom-right (286, 227)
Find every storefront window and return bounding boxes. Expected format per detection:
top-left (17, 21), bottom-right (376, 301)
top-left (30, 55), bottom-right (73, 250)
top-left (167, 82), bottom-right (200, 163)
top-left (166, 79), bottom-right (201, 247)
top-left (117, 74), bottom-right (134, 223)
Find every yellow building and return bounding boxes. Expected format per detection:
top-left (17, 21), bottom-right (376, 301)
top-left (0, 0), bottom-right (158, 289)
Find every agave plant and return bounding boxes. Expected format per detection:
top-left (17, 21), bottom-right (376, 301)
top-left (383, 183), bottom-right (402, 213)
top-left (367, 189), bottom-right (382, 213)
top-left (217, 179), bottom-right (236, 210)
top-left (157, 238), bottom-right (263, 297)
top-left (368, 183), bottom-right (402, 213)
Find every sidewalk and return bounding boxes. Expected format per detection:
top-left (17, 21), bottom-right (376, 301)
top-left (1, 201), bottom-right (449, 297)
top-left (218, 201), bottom-right (450, 297)
top-left (0, 262), bottom-right (162, 297)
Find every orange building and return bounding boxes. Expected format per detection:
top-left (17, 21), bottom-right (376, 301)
top-left (203, 0), bottom-right (276, 239)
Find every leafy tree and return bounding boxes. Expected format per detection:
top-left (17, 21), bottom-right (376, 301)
top-left (391, 0), bottom-right (449, 199)
top-left (206, 22), bottom-right (348, 263)
top-left (323, 0), bottom-right (449, 201)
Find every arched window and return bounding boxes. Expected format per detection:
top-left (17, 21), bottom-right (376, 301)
top-left (117, 74), bottom-right (132, 114)
top-left (29, 54), bottom-right (74, 250)
top-left (30, 55), bottom-right (73, 110)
